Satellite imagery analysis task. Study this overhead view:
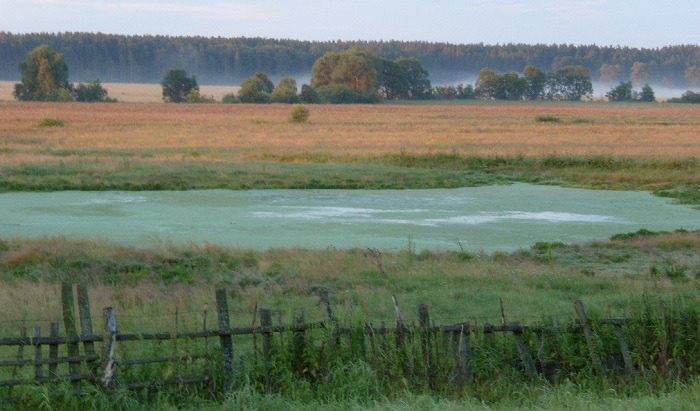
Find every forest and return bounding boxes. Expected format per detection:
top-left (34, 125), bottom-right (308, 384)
top-left (1, 32), bottom-right (699, 87)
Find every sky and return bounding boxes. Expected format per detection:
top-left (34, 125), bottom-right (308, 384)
top-left (1, 0), bottom-right (698, 48)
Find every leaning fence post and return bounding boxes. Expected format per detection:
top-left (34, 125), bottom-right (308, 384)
top-left (418, 304), bottom-right (435, 390)
top-left (101, 307), bottom-right (117, 389)
top-left (573, 300), bottom-right (605, 376)
top-left (511, 322), bottom-right (538, 379)
top-left (320, 290), bottom-right (340, 347)
top-left (77, 284), bottom-right (99, 379)
top-left (61, 283), bottom-right (81, 382)
top-left (215, 289), bottom-right (234, 391)
top-left (613, 322), bottom-right (636, 376)
top-left (449, 323), bottom-right (472, 386)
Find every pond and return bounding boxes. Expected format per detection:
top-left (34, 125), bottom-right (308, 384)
top-left (1, 184), bottom-right (698, 252)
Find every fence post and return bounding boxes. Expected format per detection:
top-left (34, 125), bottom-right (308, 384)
top-left (573, 300), bottom-right (605, 376)
top-left (77, 284), bottom-right (99, 379)
top-left (613, 323), bottom-right (636, 376)
top-left (215, 289), bottom-right (234, 391)
top-left (450, 323), bottom-right (472, 386)
top-left (33, 326), bottom-right (43, 382)
top-left (511, 322), bottom-right (538, 379)
top-left (292, 309), bottom-right (306, 377)
top-left (49, 322), bottom-right (60, 380)
top-left (418, 304), bottom-right (435, 390)
top-left (260, 308), bottom-right (273, 390)
top-left (101, 307), bottom-right (117, 389)
top-left (319, 291), bottom-right (339, 347)
top-left (61, 283), bottom-right (81, 382)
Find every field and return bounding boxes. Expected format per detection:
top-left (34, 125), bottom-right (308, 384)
top-left (0, 94), bottom-right (699, 409)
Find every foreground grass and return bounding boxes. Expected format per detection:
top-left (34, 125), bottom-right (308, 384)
top-left (1, 231), bottom-right (699, 409)
top-left (1, 229), bottom-right (698, 331)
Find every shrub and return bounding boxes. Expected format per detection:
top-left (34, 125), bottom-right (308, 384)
top-left (289, 105), bottom-right (310, 123)
top-left (37, 118), bottom-right (65, 128)
top-left (535, 115), bottom-right (562, 123)
top-left (221, 93), bottom-right (237, 104)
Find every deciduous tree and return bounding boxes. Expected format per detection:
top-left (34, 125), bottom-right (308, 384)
top-left (14, 44), bottom-right (72, 101)
top-left (161, 68), bottom-right (198, 103)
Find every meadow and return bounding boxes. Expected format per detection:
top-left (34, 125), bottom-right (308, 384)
top-left (0, 93), bottom-right (699, 409)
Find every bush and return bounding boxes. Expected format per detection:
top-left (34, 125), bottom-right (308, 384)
top-left (535, 115), bottom-right (562, 123)
top-left (317, 85), bottom-right (381, 104)
top-left (37, 118), bottom-right (65, 128)
top-left (221, 93), bottom-right (237, 104)
top-left (289, 105), bottom-right (310, 123)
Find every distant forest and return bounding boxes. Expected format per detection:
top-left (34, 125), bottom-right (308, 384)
top-left (1, 32), bottom-right (698, 87)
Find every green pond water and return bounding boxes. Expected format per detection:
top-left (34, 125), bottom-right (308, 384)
top-left (0, 184), bottom-right (698, 252)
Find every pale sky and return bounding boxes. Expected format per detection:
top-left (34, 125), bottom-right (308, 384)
top-left (1, 0), bottom-right (698, 48)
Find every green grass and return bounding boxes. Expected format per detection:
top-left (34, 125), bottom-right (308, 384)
top-left (1, 231), bottom-right (699, 409)
top-left (1, 153), bottom-right (698, 206)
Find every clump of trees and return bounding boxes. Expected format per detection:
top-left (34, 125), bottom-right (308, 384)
top-left (605, 81), bottom-right (656, 102)
top-left (13, 45), bottom-right (115, 102)
top-left (668, 90), bottom-right (700, 104)
top-left (472, 65), bottom-right (595, 101)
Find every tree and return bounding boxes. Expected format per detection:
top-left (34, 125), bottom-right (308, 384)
top-left (14, 44), bottom-right (72, 101)
top-left (599, 64), bottom-right (624, 84)
top-left (161, 68), bottom-right (198, 103)
top-left (523, 65), bottom-right (546, 100)
top-left (606, 81), bottom-right (633, 102)
top-left (492, 72), bottom-right (527, 100)
top-left (252, 72), bottom-right (275, 93)
top-left (271, 77), bottom-right (299, 103)
top-left (630, 62), bottom-right (649, 86)
top-left (475, 67), bottom-right (498, 99)
top-left (376, 59), bottom-right (410, 100)
top-left (685, 66), bottom-right (700, 87)
top-left (396, 57), bottom-right (431, 100)
top-left (311, 48), bottom-right (378, 95)
top-left (238, 75), bottom-right (272, 103)
top-left (74, 79), bottom-right (116, 102)
top-left (555, 66), bottom-right (593, 101)
top-left (299, 84), bottom-right (321, 104)
top-left (639, 84), bottom-right (656, 102)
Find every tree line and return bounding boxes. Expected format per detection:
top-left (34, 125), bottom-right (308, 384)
top-left (1, 32), bottom-right (699, 88)
top-left (15, 45), bottom-right (700, 104)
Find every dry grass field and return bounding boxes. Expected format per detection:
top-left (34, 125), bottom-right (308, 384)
top-left (0, 81), bottom-right (238, 103)
top-left (1, 101), bottom-right (698, 164)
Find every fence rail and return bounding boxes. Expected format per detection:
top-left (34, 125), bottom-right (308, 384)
top-left (0, 283), bottom-right (694, 404)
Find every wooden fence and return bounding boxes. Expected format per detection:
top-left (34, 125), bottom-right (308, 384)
top-left (0, 283), bottom-right (666, 404)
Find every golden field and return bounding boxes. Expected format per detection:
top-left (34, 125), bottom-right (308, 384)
top-left (1, 100), bottom-right (699, 165)
top-left (0, 81), bottom-right (238, 103)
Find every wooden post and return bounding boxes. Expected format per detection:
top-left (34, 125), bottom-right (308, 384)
top-left (450, 323), bottom-right (472, 386)
top-left (33, 326), bottom-right (43, 382)
top-left (77, 284), bottom-right (99, 378)
top-left (614, 323), bottom-right (636, 376)
top-left (61, 282), bottom-right (81, 381)
top-left (573, 300), bottom-right (605, 376)
top-left (319, 290), bottom-right (339, 347)
top-left (49, 322), bottom-right (60, 380)
top-left (203, 303), bottom-right (214, 394)
top-left (511, 322), bottom-right (538, 379)
top-left (392, 295), bottom-right (405, 349)
top-left (418, 304), bottom-right (435, 390)
top-left (101, 307), bottom-right (117, 389)
top-left (10, 324), bottom-right (28, 385)
top-left (260, 308), bottom-right (273, 390)
top-left (292, 310), bottom-right (306, 377)
top-left (215, 289), bottom-right (234, 391)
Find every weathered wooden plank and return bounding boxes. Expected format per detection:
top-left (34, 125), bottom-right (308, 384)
top-left (77, 284), bottom-right (100, 378)
top-left (102, 307), bottom-right (117, 389)
top-left (574, 300), bottom-right (605, 376)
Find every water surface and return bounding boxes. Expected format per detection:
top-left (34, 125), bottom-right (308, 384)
top-left (1, 184), bottom-right (697, 252)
